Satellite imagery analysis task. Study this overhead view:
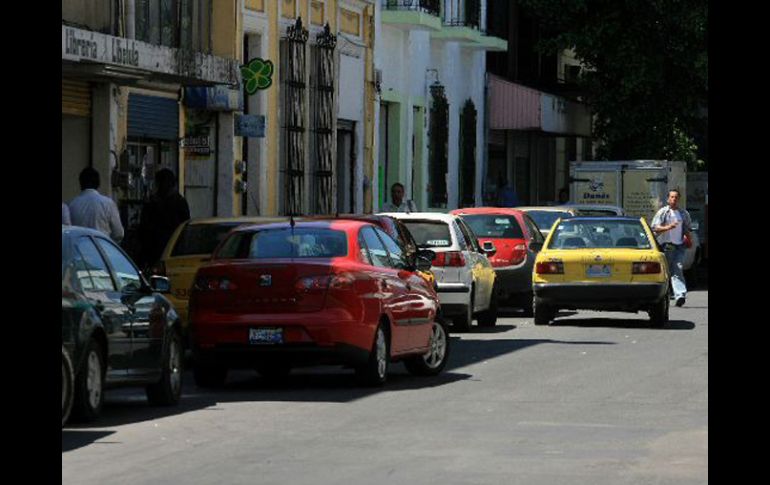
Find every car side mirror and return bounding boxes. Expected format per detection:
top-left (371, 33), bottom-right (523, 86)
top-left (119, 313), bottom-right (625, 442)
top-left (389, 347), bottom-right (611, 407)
top-left (529, 241), bottom-right (544, 252)
top-left (150, 276), bottom-right (171, 294)
top-left (416, 255), bottom-right (433, 272)
top-left (481, 241), bottom-right (497, 257)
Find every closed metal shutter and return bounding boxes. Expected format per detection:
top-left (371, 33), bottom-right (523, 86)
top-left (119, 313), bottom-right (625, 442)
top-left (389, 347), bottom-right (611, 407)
top-left (128, 94), bottom-right (179, 140)
top-left (62, 79), bottom-right (91, 117)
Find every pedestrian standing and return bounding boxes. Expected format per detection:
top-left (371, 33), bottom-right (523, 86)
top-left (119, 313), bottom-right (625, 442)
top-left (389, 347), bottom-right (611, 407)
top-left (69, 167), bottom-right (125, 242)
top-left (651, 189), bottom-right (692, 307)
top-left (138, 168), bottom-right (190, 270)
top-left (382, 182), bottom-right (417, 212)
top-left (62, 202), bottom-right (71, 225)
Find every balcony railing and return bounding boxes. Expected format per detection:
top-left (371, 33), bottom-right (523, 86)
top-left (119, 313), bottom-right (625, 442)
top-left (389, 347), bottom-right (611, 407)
top-left (382, 0), bottom-right (441, 16)
top-left (442, 0), bottom-right (481, 29)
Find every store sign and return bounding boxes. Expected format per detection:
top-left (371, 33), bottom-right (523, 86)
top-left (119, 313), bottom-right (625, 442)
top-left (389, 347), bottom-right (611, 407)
top-left (184, 86), bottom-right (243, 112)
top-left (241, 58), bottom-right (274, 94)
top-left (181, 135), bottom-right (212, 155)
top-left (235, 114), bottom-right (266, 138)
top-left (62, 25), bottom-right (239, 85)
top-left (573, 172), bottom-right (618, 206)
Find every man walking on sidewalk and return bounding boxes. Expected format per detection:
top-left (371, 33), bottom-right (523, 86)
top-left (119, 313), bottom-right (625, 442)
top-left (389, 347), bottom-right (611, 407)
top-left (651, 189), bottom-right (692, 307)
top-left (69, 167), bottom-right (125, 242)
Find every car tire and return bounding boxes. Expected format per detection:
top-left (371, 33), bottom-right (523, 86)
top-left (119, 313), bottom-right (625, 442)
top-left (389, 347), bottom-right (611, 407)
top-left (648, 294), bottom-right (669, 328)
top-left (355, 324), bottom-right (389, 386)
top-left (146, 331), bottom-right (183, 406)
top-left (452, 291), bottom-right (474, 332)
top-left (533, 299), bottom-right (554, 326)
top-left (477, 290), bottom-right (498, 327)
top-left (520, 293), bottom-right (535, 317)
top-left (193, 363), bottom-right (228, 389)
top-left (62, 346), bottom-right (74, 428)
top-left (405, 318), bottom-right (450, 376)
top-left (256, 362), bottom-right (292, 382)
top-left (73, 338), bottom-right (105, 422)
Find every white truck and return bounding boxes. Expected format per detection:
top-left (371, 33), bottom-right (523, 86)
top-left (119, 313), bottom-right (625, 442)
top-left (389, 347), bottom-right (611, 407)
top-left (568, 160), bottom-right (702, 284)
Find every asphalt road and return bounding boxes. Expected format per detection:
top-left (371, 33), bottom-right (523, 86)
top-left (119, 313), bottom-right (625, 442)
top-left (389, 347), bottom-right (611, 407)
top-left (62, 289), bottom-right (708, 485)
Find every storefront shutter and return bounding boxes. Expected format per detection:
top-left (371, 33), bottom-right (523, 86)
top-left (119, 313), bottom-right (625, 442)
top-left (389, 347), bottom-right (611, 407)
top-left (62, 79), bottom-right (91, 117)
top-left (128, 94), bottom-right (180, 141)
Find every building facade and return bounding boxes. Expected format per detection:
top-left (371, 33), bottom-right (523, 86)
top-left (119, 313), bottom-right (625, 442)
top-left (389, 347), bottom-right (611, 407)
top-left (375, 0), bottom-right (506, 212)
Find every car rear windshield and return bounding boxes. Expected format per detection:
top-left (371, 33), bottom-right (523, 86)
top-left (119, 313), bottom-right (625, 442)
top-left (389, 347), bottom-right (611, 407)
top-left (171, 223), bottom-right (243, 256)
top-left (525, 211), bottom-right (572, 232)
top-left (573, 209), bottom-right (621, 217)
top-left (401, 221), bottom-right (453, 248)
top-left (216, 228), bottom-right (348, 259)
top-left (549, 220), bottom-right (652, 250)
top-left (460, 215), bottom-right (524, 239)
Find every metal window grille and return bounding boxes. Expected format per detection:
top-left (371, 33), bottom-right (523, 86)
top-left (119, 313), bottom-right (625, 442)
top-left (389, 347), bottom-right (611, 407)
top-left (382, 0), bottom-right (440, 15)
top-left (442, 0), bottom-right (480, 29)
top-left (281, 18), bottom-right (309, 216)
top-left (429, 83), bottom-right (449, 207)
top-left (310, 24), bottom-right (337, 215)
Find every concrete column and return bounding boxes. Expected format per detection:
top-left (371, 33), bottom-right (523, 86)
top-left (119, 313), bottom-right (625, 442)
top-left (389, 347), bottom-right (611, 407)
top-left (91, 83), bottom-right (121, 198)
top-left (217, 112), bottom-right (235, 216)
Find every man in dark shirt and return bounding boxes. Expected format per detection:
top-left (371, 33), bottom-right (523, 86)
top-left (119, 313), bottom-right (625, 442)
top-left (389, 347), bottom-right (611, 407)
top-left (139, 169), bottom-right (190, 271)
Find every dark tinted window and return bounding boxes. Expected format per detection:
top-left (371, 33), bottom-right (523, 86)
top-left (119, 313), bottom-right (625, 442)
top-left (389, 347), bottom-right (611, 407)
top-left (376, 228), bottom-right (408, 269)
top-left (525, 211), bottom-right (573, 233)
top-left (96, 238), bottom-right (143, 292)
top-left (456, 219), bottom-right (479, 252)
top-left (523, 215), bottom-right (544, 243)
top-left (460, 215), bottom-right (525, 239)
top-left (403, 221), bottom-right (453, 248)
top-left (75, 237), bottom-right (116, 291)
top-left (217, 228), bottom-right (348, 259)
top-left (549, 220), bottom-right (651, 249)
top-left (171, 223), bottom-right (242, 256)
top-left (361, 227), bottom-right (391, 268)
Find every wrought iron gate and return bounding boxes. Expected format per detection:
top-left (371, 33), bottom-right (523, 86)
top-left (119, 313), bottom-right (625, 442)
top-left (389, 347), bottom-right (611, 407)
top-left (282, 18), bottom-right (309, 216)
top-left (311, 24), bottom-right (337, 215)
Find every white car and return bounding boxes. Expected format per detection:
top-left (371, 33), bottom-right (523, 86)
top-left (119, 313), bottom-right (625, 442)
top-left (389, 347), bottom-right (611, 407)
top-left (381, 212), bottom-right (498, 331)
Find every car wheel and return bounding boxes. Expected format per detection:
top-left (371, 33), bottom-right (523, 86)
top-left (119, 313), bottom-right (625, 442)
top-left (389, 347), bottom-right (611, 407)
top-left (193, 363), bottom-right (228, 389)
top-left (520, 293), bottom-right (535, 317)
top-left (477, 290), bottom-right (498, 327)
top-left (356, 324), bottom-right (389, 386)
top-left (452, 291), bottom-right (474, 332)
top-left (648, 294), bottom-right (669, 328)
top-left (62, 346), bottom-right (74, 428)
top-left (405, 319), bottom-right (450, 376)
top-left (256, 362), bottom-right (292, 382)
top-left (146, 331), bottom-right (183, 406)
top-left (73, 338), bottom-right (105, 422)
top-left (533, 299), bottom-right (553, 326)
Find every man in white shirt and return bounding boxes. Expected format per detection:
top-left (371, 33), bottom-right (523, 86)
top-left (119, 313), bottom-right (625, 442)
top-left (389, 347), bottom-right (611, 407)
top-left (69, 167), bottom-right (125, 242)
top-left (651, 189), bottom-right (692, 307)
top-left (382, 182), bottom-right (417, 213)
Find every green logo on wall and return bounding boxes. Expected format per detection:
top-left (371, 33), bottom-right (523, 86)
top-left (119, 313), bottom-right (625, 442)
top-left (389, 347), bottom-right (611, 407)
top-left (241, 58), bottom-right (274, 95)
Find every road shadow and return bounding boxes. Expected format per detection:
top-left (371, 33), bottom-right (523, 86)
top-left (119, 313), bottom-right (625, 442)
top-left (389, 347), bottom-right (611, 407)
top-left (445, 337), bottom-right (615, 372)
top-left (457, 324), bottom-right (517, 334)
top-left (62, 430), bottom-right (115, 453)
top-left (551, 318), bottom-right (696, 330)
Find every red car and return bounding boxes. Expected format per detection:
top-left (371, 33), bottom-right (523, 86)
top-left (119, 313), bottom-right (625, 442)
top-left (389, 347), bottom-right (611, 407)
top-left (450, 208), bottom-right (545, 313)
top-left (189, 220), bottom-right (449, 386)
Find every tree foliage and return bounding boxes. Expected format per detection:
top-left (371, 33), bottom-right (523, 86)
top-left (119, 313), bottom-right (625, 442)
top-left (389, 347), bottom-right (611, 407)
top-left (519, 0), bottom-right (707, 164)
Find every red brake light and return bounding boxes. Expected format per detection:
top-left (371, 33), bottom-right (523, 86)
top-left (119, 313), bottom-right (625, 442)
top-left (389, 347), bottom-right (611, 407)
top-left (295, 274), bottom-right (354, 292)
top-left (432, 251), bottom-right (465, 267)
top-left (536, 261), bottom-right (564, 274)
top-left (632, 262), bottom-right (661, 274)
top-left (510, 243), bottom-right (527, 265)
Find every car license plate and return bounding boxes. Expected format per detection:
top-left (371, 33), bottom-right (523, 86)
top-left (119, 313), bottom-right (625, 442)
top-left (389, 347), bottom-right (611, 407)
top-left (586, 264), bottom-right (612, 278)
top-left (249, 327), bottom-right (283, 345)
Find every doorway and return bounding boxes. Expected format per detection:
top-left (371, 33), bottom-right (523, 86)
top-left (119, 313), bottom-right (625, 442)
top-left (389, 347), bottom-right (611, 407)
top-left (336, 120), bottom-right (356, 214)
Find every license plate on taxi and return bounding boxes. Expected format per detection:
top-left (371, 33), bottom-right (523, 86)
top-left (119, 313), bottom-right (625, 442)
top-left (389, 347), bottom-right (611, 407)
top-left (249, 327), bottom-right (283, 345)
top-left (586, 264), bottom-right (612, 278)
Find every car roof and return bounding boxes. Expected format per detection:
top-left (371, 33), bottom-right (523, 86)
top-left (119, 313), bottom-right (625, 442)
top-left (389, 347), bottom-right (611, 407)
top-left (450, 207), bottom-right (524, 216)
top-left (562, 204), bottom-right (625, 212)
top-left (378, 212), bottom-right (457, 222)
top-left (516, 206), bottom-right (577, 213)
top-left (233, 220), bottom-right (372, 233)
top-left (185, 216), bottom-right (289, 226)
top-left (62, 225), bottom-right (108, 238)
top-left (562, 216), bottom-right (640, 222)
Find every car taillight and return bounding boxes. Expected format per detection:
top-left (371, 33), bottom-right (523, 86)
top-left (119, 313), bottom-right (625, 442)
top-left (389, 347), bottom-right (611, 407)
top-left (511, 243), bottom-right (527, 265)
top-left (295, 274), bottom-right (354, 292)
top-left (193, 276), bottom-right (238, 291)
top-left (433, 251), bottom-right (466, 267)
top-left (536, 261), bottom-right (564, 274)
top-left (632, 262), bottom-right (661, 274)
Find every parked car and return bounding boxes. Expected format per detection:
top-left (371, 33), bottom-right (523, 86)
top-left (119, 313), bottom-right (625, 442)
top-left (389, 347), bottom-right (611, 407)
top-left (62, 226), bottom-right (183, 422)
top-left (189, 220), bottom-right (449, 387)
top-left (382, 212), bottom-right (497, 330)
top-left (532, 217), bottom-right (670, 327)
top-left (155, 217), bottom-right (288, 341)
top-left (517, 206), bottom-right (579, 239)
top-left (451, 208), bottom-right (545, 314)
top-left (306, 213), bottom-right (437, 288)
top-left (560, 204), bottom-right (626, 217)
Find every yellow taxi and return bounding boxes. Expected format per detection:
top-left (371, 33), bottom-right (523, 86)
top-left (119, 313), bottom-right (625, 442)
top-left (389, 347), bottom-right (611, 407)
top-left (156, 217), bottom-right (288, 337)
top-left (532, 216), bottom-right (670, 327)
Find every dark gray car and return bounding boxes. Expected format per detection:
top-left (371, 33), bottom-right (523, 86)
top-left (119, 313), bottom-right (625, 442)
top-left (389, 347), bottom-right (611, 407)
top-left (62, 226), bottom-right (183, 424)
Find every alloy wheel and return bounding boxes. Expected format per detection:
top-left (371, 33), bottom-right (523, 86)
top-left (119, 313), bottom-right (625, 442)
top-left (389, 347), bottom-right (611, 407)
top-left (423, 323), bottom-right (447, 369)
top-left (86, 351), bottom-right (102, 410)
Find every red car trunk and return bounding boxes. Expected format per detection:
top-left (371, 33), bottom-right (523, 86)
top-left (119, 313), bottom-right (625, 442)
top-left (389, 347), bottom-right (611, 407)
top-left (476, 237), bottom-right (528, 267)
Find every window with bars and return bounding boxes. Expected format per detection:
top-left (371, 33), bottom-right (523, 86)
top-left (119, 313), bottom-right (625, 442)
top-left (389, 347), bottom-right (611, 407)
top-left (428, 83), bottom-right (448, 208)
top-left (135, 0), bottom-right (210, 52)
top-left (310, 24), bottom-right (337, 215)
top-left (459, 99), bottom-right (477, 207)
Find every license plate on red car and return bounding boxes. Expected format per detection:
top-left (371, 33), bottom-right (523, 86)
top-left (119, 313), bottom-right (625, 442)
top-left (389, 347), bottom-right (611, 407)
top-left (249, 327), bottom-right (283, 345)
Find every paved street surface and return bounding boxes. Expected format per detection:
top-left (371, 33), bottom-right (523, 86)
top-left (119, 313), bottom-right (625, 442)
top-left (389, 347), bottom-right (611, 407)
top-left (63, 290), bottom-right (707, 485)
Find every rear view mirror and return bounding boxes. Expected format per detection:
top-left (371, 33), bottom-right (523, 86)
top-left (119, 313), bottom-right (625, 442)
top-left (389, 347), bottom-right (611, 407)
top-left (150, 276), bottom-right (171, 294)
top-left (481, 241), bottom-right (497, 257)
